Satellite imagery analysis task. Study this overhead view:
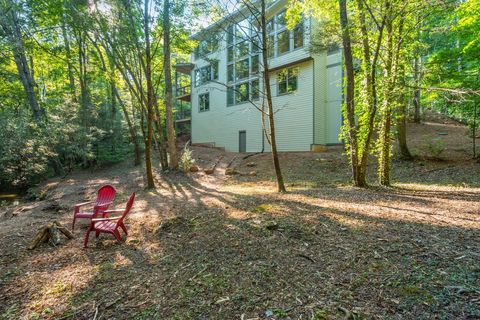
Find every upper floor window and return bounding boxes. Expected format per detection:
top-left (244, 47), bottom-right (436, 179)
top-left (194, 35), bottom-right (220, 59)
top-left (194, 61), bottom-right (219, 87)
top-left (227, 79), bottom-right (260, 106)
top-left (199, 93), bottom-right (210, 112)
top-left (268, 10), bottom-right (304, 58)
top-left (226, 20), bottom-right (260, 106)
top-left (278, 67), bottom-right (298, 95)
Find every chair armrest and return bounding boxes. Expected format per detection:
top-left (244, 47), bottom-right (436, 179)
top-left (92, 217), bottom-right (121, 222)
top-left (75, 201), bottom-right (93, 208)
top-left (103, 209), bottom-right (124, 213)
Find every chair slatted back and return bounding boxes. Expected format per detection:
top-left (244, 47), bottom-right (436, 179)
top-left (94, 185), bottom-right (116, 213)
top-left (118, 193), bottom-right (135, 225)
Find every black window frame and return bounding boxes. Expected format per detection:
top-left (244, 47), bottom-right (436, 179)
top-left (198, 92), bottom-right (210, 112)
top-left (277, 67), bottom-right (299, 95)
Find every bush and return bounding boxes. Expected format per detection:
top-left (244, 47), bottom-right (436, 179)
top-left (423, 137), bottom-right (445, 159)
top-left (179, 143), bottom-right (195, 172)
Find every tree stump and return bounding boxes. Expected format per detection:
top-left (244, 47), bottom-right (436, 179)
top-left (28, 221), bottom-right (74, 250)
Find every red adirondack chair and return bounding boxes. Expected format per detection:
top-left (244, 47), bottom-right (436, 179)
top-left (72, 185), bottom-right (116, 231)
top-left (83, 193), bottom-right (135, 248)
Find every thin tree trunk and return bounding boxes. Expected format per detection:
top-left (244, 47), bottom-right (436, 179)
top-left (163, 0), bottom-right (178, 170)
top-left (339, 0), bottom-right (363, 187)
top-left (154, 106), bottom-right (169, 169)
top-left (378, 9), bottom-right (397, 186)
top-left (397, 66), bottom-right (412, 160)
top-left (261, 0), bottom-right (286, 193)
top-left (114, 88), bottom-right (141, 166)
top-left (61, 19), bottom-right (76, 101)
top-left (144, 0), bottom-right (155, 189)
top-left (413, 55), bottom-right (421, 123)
top-left (76, 30), bottom-right (92, 129)
top-left (1, 1), bottom-right (43, 121)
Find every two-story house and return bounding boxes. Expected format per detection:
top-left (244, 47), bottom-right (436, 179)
top-left (174, 0), bottom-right (343, 152)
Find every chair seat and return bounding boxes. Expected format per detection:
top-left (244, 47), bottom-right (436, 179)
top-left (75, 211), bottom-right (95, 218)
top-left (94, 220), bottom-right (117, 232)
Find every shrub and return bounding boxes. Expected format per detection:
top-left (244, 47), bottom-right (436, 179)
top-left (424, 137), bottom-right (445, 159)
top-left (179, 143), bottom-right (195, 172)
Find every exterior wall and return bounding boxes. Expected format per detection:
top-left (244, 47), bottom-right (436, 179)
top-left (270, 60), bottom-right (314, 151)
top-left (313, 50), bottom-right (343, 145)
top-left (189, 0), bottom-right (342, 152)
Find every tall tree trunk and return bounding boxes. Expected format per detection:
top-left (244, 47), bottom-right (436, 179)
top-left (339, 0), bottom-right (363, 187)
top-left (378, 11), bottom-right (396, 187)
top-left (76, 30), bottom-right (92, 129)
top-left (163, 0), bottom-right (178, 170)
top-left (413, 55), bottom-right (421, 123)
top-left (113, 87), bottom-right (141, 166)
top-left (61, 20), bottom-right (76, 101)
top-left (154, 106), bottom-right (169, 169)
top-left (397, 66), bottom-right (412, 160)
top-left (261, 0), bottom-right (286, 193)
top-left (143, 0), bottom-right (155, 189)
top-left (356, 0), bottom-right (386, 187)
top-left (1, 1), bottom-right (43, 121)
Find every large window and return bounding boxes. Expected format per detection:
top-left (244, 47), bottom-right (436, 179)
top-left (268, 10), bottom-right (304, 58)
top-left (226, 20), bottom-right (260, 106)
top-left (194, 62), bottom-right (219, 87)
top-left (227, 79), bottom-right (260, 106)
top-left (199, 93), bottom-right (210, 112)
top-left (277, 67), bottom-right (298, 95)
top-left (194, 35), bottom-right (219, 59)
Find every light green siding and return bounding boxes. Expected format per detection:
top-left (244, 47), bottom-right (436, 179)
top-left (190, 4), bottom-right (342, 152)
top-left (313, 51), bottom-right (342, 145)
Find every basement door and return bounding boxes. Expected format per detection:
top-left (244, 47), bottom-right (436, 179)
top-left (239, 131), bottom-right (246, 153)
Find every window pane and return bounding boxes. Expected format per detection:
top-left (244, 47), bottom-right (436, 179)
top-left (194, 70), bottom-right (200, 86)
top-left (236, 19), bottom-right (250, 40)
top-left (251, 33), bottom-right (260, 53)
top-left (199, 93), bottom-right (209, 111)
top-left (288, 68), bottom-right (299, 92)
top-left (278, 69), bottom-right (288, 94)
top-left (278, 81), bottom-right (287, 95)
top-left (236, 41), bottom-right (249, 58)
top-left (210, 35), bottom-right (219, 52)
top-left (266, 19), bottom-right (274, 33)
top-left (235, 58), bottom-right (249, 80)
top-left (267, 34), bottom-right (274, 58)
top-left (236, 82), bottom-right (249, 103)
top-left (251, 79), bottom-right (259, 100)
top-left (227, 87), bottom-right (234, 106)
top-left (227, 64), bottom-right (234, 82)
top-left (251, 55), bottom-right (259, 75)
top-left (276, 10), bottom-right (286, 29)
top-left (288, 77), bottom-right (297, 92)
top-left (199, 40), bottom-right (209, 56)
top-left (278, 30), bottom-right (290, 54)
top-left (293, 23), bottom-right (304, 49)
top-left (200, 66), bottom-right (211, 83)
top-left (277, 69), bottom-right (287, 83)
top-left (227, 46), bottom-right (234, 62)
top-left (212, 61), bottom-right (219, 80)
top-left (227, 25), bottom-right (234, 44)
top-left (204, 93), bottom-right (209, 110)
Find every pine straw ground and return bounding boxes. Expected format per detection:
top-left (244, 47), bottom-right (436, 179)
top-left (1, 113), bottom-right (480, 320)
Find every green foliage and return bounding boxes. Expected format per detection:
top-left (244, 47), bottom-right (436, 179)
top-left (423, 137), bottom-right (445, 159)
top-left (423, 0), bottom-right (480, 124)
top-left (179, 144), bottom-right (195, 172)
top-left (0, 112), bottom-right (55, 189)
